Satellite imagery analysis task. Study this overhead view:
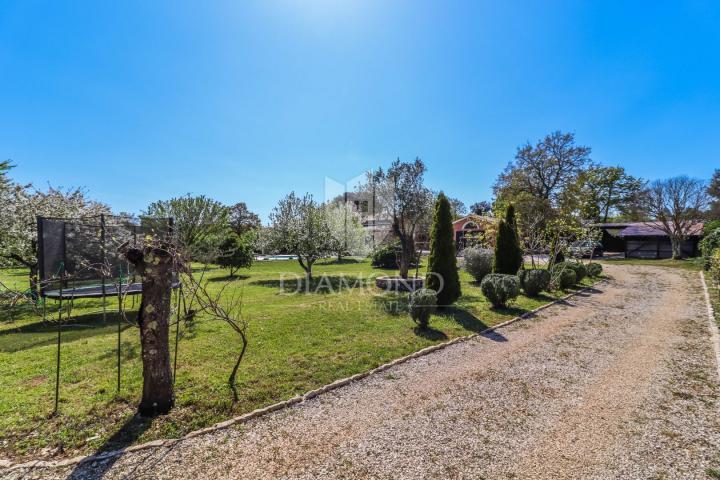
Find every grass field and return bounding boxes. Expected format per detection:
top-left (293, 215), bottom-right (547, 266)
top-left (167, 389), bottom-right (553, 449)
top-left (0, 258), bottom-right (595, 460)
top-left (599, 256), bottom-right (705, 271)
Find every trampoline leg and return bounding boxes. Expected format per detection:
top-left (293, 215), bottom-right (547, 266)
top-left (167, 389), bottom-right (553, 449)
top-left (173, 287), bottom-right (182, 383)
top-left (53, 296), bottom-right (62, 415)
top-left (117, 287), bottom-right (122, 393)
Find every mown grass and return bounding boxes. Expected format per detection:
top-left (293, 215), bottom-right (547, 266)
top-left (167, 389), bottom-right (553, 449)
top-left (599, 257), bottom-right (704, 271)
top-left (0, 259), bottom-right (595, 460)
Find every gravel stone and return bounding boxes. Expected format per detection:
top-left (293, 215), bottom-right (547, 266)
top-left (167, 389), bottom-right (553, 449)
top-left (3, 264), bottom-right (719, 479)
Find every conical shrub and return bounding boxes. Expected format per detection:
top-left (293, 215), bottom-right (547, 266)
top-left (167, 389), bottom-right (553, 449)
top-left (426, 192), bottom-right (461, 306)
top-left (493, 204), bottom-right (523, 274)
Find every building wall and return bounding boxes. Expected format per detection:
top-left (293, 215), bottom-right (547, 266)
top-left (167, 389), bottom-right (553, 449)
top-left (625, 237), bottom-right (698, 259)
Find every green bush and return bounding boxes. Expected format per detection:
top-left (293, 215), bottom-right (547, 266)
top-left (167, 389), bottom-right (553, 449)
top-left (426, 193), bottom-right (461, 306)
top-left (518, 269), bottom-right (550, 296)
top-left (700, 228), bottom-right (720, 270)
top-left (587, 262), bottom-right (603, 278)
top-left (493, 205), bottom-right (523, 274)
top-left (463, 247), bottom-right (494, 282)
top-left (409, 288), bottom-right (437, 329)
top-left (704, 220), bottom-right (720, 236)
top-left (481, 273), bottom-right (520, 308)
top-left (550, 263), bottom-right (577, 290)
top-left (570, 262), bottom-right (587, 282)
top-left (370, 242), bottom-right (400, 269)
top-left (216, 231), bottom-right (254, 276)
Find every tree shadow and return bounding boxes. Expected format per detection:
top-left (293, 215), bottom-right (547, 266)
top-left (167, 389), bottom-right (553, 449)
top-left (412, 326), bottom-right (448, 340)
top-left (66, 413), bottom-right (156, 479)
top-left (0, 311), bottom-right (137, 353)
top-left (251, 275), bottom-right (368, 294)
top-left (319, 258), bottom-right (362, 265)
top-left (441, 307), bottom-right (508, 341)
top-left (371, 293), bottom-right (409, 316)
top-left (207, 274), bottom-right (251, 283)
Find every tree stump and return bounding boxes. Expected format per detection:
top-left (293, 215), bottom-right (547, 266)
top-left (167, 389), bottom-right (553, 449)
top-left (125, 245), bottom-right (175, 416)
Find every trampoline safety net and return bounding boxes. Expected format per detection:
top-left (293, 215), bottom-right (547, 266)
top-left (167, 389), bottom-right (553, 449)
top-left (37, 214), bottom-right (174, 297)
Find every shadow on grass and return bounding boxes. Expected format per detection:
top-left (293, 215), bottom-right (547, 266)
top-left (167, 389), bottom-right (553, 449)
top-left (0, 311), bottom-right (137, 353)
top-left (207, 274), bottom-right (251, 283)
top-left (317, 258), bottom-right (362, 265)
top-left (371, 293), bottom-right (409, 316)
top-left (67, 413), bottom-right (155, 479)
top-left (251, 275), bottom-right (369, 294)
top-left (412, 325), bottom-right (448, 340)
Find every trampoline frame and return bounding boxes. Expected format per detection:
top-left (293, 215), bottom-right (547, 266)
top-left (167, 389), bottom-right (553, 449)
top-left (35, 214), bottom-right (181, 415)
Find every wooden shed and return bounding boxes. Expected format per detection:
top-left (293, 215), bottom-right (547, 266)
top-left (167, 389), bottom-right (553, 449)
top-left (621, 223), bottom-right (703, 259)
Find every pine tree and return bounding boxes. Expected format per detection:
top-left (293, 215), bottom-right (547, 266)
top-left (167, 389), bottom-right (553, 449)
top-left (426, 192), bottom-right (461, 306)
top-left (493, 204), bottom-right (523, 274)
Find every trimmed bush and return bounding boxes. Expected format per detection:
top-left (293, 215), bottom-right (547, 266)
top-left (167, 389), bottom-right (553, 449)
top-left (426, 193), bottom-right (461, 306)
top-left (493, 205), bottom-right (523, 275)
top-left (216, 231), bottom-right (254, 276)
top-left (370, 242), bottom-right (399, 268)
top-left (550, 263), bottom-right (577, 290)
top-left (518, 269), bottom-right (550, 297)
top-left (463, 247), bottom-right (494, 282)
top-left (570, 262), bottom-right (587, 282)
top-left (409, 288), bottom-right (437, 329)
top-left (587, 262), bottom-right (603, 278)
top-left (481, 273), bottom-right (520, 308)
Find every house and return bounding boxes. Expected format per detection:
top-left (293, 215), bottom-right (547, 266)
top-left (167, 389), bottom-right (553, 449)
top-left (592, 222), bottom-right (704, 259)
top-left (452, 214), bottom-right (495, 251)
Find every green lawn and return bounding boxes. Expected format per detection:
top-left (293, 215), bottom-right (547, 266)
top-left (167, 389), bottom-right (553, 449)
top-left (0, 259), bottom-right (594, 460)
top-left (599, 256), bottom-right (705, 271)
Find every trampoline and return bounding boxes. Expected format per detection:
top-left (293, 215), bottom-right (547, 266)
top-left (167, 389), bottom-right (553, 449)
top-left (43, 281), bottom-right (181, 299)
top-left (36, 214), bottom-right (179, 414)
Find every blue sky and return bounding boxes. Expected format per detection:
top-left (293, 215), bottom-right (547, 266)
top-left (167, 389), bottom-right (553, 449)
top-left (1, 1), bottom-right (718, 221)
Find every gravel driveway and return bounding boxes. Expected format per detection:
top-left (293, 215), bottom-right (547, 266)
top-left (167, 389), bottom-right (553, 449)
top-left (5, 264), bottom-right (720, 479)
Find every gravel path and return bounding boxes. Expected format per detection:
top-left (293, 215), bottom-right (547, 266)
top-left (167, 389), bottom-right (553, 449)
top-left (5, 264), bottom-right (720, 479)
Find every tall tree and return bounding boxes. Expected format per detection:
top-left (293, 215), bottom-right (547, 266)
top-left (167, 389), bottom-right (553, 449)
top-left (495, 131), bottom-right (591, 204)
top-left (228, 202), bottom-right (261, 235)
top-left (446, 196), bottom-right (467, 219)
top-left (708, 169), bottom-right (720, 219)
top-left (469, 201), bottom-right (493, 216)
top-left (493, 205), bottom-right (523, 274)
top-left (644, 176), bottom-right (709, 259)
top-left (367, 158), bottom-right (433, 279)
top-left (269, 192), bottom-right (333, 281)
top-left (144, 195), bottom-right (229, 255)
top-left (426, 193), bottom-right (461, 306)
top-left (577, 166), bottom-right (645, 222)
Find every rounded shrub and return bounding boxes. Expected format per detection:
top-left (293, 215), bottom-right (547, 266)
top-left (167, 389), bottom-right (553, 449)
top-left (586, 262), bottom-right (603, 278)
top-left (481, 274), bottom-right (520, 308)
top-left (409, 288), bottom-right (437, 329)
top-left (463, 247), bottom-right (494, 282)
top-left (518, 269), bottom-right (550, 297)
top-left (550, 263), bottom-right (577, 290)
top-left (370, 242), bottom-right (399, 269)
top-left (570, 262), bottom-right (587, 282)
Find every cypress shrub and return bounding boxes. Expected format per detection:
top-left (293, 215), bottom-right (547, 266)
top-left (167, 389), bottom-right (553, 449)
top-left (426, 192), bottom-right (461, 306)
top-left (493, 204), bottom-right (523, 274)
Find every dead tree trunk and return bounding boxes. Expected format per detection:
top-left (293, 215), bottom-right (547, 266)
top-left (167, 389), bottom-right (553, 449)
top-left (125, 245), bottom-right (175, 416)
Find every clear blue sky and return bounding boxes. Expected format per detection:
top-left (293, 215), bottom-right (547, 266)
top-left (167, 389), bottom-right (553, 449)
top-left (1, 1), bottom-right (718, 221)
